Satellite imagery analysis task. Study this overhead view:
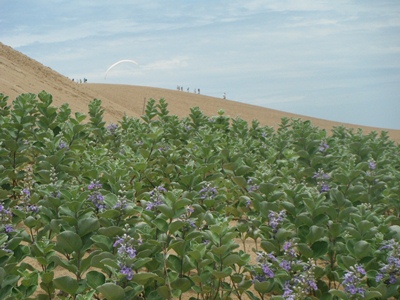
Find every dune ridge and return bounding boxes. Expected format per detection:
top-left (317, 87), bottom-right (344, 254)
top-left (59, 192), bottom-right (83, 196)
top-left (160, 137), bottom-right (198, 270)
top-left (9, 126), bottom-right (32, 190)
top-left (1, 42), bottom-right (399, 141)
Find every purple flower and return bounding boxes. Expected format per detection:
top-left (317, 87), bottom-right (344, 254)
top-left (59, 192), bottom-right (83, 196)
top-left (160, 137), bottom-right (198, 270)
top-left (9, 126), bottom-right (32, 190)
top-left (114, 234), bottom-right (138, 262)
top-left (283, 282), bottom-right (296, 300)
top-left (58, 141), bottom-right (68, 149)
top-left (22, 188), bottom-right (30, 197)
top-left (313, 169), bottom-right (330, 180)
top-left (88, 192), bottom-right (106, 211)
top-left (262, 264), bottom-right (275, 278)
top-left (320, 182), bottom-right (330, 193)
top-left (27, 205), bottom-right (39, 213)
top-left (253, 274), bottom-right (267, 283)
top-left (119, 265), bottom-right (134, 280)
top-left (376, 273), bottom-right (384, 282)
top-left (117, 246), bottom-right (136, 259)
top-left (199, 182), bottom-right (218, 200)
top-left (188, 220), bottom-right (197, 228)
top-left (368, 160), bottom-right (377, 170)
top-left (0, 204), bottom-right (12, 224)
top-left (4, 224), bottom-right (14, 233)
top-left (355, 265), bottom-right (366, 276)
top-left (282, 261), bottom-right (318, 299)
top-left (186, 206), bottom-right (194, 214)
top-left (157, 186), bottom-right (167, 193)
top-left (318, 140), bottom-right (329, 152)
top-left (114, 198), bottom-right (128, 209)
top-left (146, 186), bottom-right (167, 211)
top-left (268, 210), bottom-right (286, 232)
top-left (376, 239), bottom-right (400, 285)
top-left (388, 274), bottom-right (397, 284)
top-left (342, 265), bottom-right (366, 297)
top-left (267, 253), bottom-right (278, 262)
top-left (88, 180), bottom-right (102, 190)
top-left (247, 179), bottom-right (259, 192)
top-left (280, 260), bottom-right (292, 271)
top-left (113, 237), bottom-right (124, 248)
top-left (107, 123), bottom-right (118, 134)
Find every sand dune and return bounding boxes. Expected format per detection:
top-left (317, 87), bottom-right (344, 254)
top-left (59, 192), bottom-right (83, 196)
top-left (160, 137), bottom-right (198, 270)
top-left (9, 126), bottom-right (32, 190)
top-left (1, 42), bottom-right (399, 141)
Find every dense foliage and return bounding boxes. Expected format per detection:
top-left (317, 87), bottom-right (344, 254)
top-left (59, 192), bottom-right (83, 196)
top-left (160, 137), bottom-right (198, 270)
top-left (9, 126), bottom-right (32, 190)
top-left (0, 92), bottom-right (399, 300)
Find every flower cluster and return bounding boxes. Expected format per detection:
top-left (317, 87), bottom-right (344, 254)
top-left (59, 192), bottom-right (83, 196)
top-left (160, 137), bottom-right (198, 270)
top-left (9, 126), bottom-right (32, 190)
top-left (341, 264), bottom-right (366, 298)
top-left (376, 239), bottom-right (400, 285)
top-left (368, 159), bottom-right (377, 170)
top-left (18, 188), bottom-right (39, 213)
top-left (280, 241), bottom-right (300, 272)
top-left (199, 182), bottom-right (218, 200)
top-left (253, 250), bottom-right (318, 299)
top-left (0, 204), bottom-right (13, 233)
top-left (87, 180), bottom-right (106, 212)
top-left (114, 184), bottom-right (128, 210)
top-left (253, 251), bottom-right (277, 282)
top-left (318, 140), bottom-right (329, 153)
top-left (106, 123), bottom-right (118, 135)
top-left (145, 186), bottom-right (167, 210)
top-left (16, 167), bottom-right (39, 214)
top-left (282, 260), bottom-right (318, 300)
top-left (268, 210), bottom-right (286, 233)
top-left (49, 166), bottom-right (62, 198)
top-left (58, 140), bottom-right (69, 150)
top-left (179, 206), bottom-right (197, 230)
top-left (312, 168), bottom-right (330, 193)
top-left (113, 233), bottom-right (138, 281)
top-left (247, 178), bottom-right (259, 193)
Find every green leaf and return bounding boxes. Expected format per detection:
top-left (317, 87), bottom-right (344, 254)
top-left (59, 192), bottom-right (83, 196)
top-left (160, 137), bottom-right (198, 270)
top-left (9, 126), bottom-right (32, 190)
top-left (131, 272), bottom-right (158, 285)
top-left (97, 283), bottom-right (125, 300)
top-left (223, 254), bottom-right (241, 266)
top-left (41, 271), bottom-right (54, 284)
top-left (339, 255), bottom-right (356, 269)
top-left (171, 277), bottom-right (192, 292)
top-left (311, 241), bottom-right (328, 258)
top-left (232, 176), bottom-right (247, 189)
top-left (363, 291), bottom-right (382, 300)
top-left (329, 222), bottom-right (341, 238)
top-left (78, 217), bottom-right (99, 237)
top-left (0, 267), bottom-right (6, 283)
top-left (329, 289), bottom-right (348, 299)
top-left (307, 225), bottom-right (325, 244)
top-left (254, 281), bottom-right (275, 294)
top-left (153, 218), bottom-right (168, 232)
top-left (353, 240), bottom-right (372, 259)
top-left (86, 271), bottom-right (105, 290)
top-left (212, 269), bottom-right (231, 279)
top-left (157, 285), bottom-right (171, 298)
top-left (157, 204), bottom-right (174, 219)
top-left (297, 243), bottom-right (313, 258)
top-left (168, 220), bottom-right (185, 234)
top-left (53, 276), bottom-right (78, 295)
top-left (56, 231), bottom-right (82, 254)
top-left (98, 226), bottom-right (124, 237)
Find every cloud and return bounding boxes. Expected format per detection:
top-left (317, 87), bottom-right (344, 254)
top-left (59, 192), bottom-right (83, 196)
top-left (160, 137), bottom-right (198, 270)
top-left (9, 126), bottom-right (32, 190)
top-left (142, 57), bottom-right (189, 71)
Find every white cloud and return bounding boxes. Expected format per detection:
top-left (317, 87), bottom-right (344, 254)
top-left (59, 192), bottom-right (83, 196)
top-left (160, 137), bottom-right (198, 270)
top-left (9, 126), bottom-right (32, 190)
top-left (143, 57), bottom-right (189, 71)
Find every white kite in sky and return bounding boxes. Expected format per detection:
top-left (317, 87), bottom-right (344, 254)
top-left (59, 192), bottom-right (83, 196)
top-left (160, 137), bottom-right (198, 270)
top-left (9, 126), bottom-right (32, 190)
top-left (104, 60), bottom-right (138, 79)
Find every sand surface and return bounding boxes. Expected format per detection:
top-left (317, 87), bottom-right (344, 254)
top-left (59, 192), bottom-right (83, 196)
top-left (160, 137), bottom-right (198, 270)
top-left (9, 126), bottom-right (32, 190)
top-left (1, 41), bottom-right (400, 142)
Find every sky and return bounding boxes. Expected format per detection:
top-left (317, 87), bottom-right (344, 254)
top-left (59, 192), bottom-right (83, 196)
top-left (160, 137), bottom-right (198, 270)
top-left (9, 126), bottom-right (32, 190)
top-left (1, 0), bottom-right (400, 129)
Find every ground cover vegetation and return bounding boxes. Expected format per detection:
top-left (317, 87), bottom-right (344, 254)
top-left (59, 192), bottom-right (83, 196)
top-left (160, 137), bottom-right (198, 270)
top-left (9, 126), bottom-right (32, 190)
top-left (0, 92), bottom-right (399, 300)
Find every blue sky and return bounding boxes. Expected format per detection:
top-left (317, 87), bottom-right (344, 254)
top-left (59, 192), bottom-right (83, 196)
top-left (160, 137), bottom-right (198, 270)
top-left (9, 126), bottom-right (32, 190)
top-left (1, 1), bottom-right (400, 129)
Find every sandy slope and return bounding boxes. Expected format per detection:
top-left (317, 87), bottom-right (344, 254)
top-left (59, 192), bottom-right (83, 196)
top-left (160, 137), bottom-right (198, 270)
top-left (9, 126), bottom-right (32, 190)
top-left (1, 42), bottom-right (399, 141)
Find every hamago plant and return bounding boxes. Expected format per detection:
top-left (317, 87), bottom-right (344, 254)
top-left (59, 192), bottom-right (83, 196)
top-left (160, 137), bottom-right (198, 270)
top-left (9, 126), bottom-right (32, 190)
top-left (0, 92), bottom-right (399, 299)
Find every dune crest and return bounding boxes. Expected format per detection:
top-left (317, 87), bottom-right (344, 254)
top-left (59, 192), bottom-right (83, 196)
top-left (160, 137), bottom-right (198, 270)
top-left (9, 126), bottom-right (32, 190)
top-left (1, 42), bottom-right (399, 141)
